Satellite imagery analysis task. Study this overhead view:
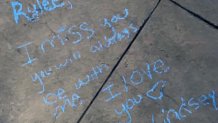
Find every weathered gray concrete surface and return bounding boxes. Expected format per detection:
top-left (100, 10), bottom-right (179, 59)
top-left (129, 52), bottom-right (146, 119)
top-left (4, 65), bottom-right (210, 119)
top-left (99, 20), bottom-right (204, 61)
top-left (0, 0), bottom-right (218, 123)
top-left (0, 0), bottom-right (159, 123)
top-left (172, 0), bottom-right (218, 26)
top-left (80, 0), bottom-right (218, 123)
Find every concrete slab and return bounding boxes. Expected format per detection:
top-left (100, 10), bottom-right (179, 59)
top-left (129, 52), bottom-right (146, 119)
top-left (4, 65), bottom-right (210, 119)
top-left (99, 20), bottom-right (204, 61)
top-left (171, 0), bottom-right (218, 27)
top-left (80, 0), bottom-right (218, 123)
top-left (0, 0), bottom-right (159, 123)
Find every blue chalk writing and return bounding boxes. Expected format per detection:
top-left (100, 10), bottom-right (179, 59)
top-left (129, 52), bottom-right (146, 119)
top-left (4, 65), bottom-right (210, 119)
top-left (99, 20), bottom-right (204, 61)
top-left (75, 75), bottom-right (90, 89)
top-left (102, 83), bottom-right (122, 102)
top-left (129, 24), bottom-right (138, 33)
top-left (114, 95), bottom-right (143, 123)
top-left (90, 41), bottom-right (104, 53)
top-left (102, 8), bottom-right (129, 28)
top-left (11, 1), bottom-right (31, 24)
top-left (179, 97), bottom-right (192, 118)
top-left (188, 98), bottom-right (200, 110)
top-left (141, 63), bottom-right (153, 80)
top-left (130, 69), bottom-right (144, 86)
top-left (104, 58), bottom-right (170, 104)
top-left (40, 22), bottom-right (94, 54)
top-left (90, 8), bottom-right (137, 54)
top-left (68, 25), bottom-right (83, 44)
top-left (43, 88), bottom-right (82, 118)
top-left (115, 104), bottom-right (132, 123)
top-left (208, 90), bottom-right (218, 110)
top-left (55, 59), bottom-right (69, 69)
top-left (152, 113), bottom-right (155, 123)
top-left (43, 92), bottom-right (58, 105)
top-left (17, 8), bottom-right (133, 67)
top-left (199, 95), bottom-right (210, 106)
top-left (100, 58), bottom-right (170, 122)
top-left (57, 25), bottom-right (67, 33)
top-left (118, 59), bottom-right (169, 88)
top-left (79, 22), bottom-right (95, 40)
top-left (106, 8), bottom-right (129, 24)
top-left (90, 23), bottom-right (138, 53)
top-left (113, 80), bottom-right (167, 123)
top-left (31, 51), bottom-right (80, 94)
top-left (40, 34), bottom-right (66, 53)
top-left (111, 8), bottom-right (128, 23)
top-left (66, 0), bottom-right (73, 9)
top-left (166, 109), bottom-right (181, 123)
top-left (11, 0), bottom-right (67, 24)
top-left (103, 18), bottom-right (112, 28)
top-left (112, 79), bottom-right (168, 122)
top-left (153, 59), bottom-right (170, 74)
top-left (17, 42), bottom-right (37, 66)
top-left (31, 67), bottom-right (52, 94)
top-left (55, 51), bottom-right (81, 69)
top-left (161, 109), bottom-right (168, 123)
top-left (121, 75), bottom-right (129, 93)
top-left (113, 87), bottom-right (217, 123)
top-left (146, 80), bottom-right (168, 101)
top-left (159, 90), bottom-right (217, 123)
top-left (75, 64), bottom-right (109, 89)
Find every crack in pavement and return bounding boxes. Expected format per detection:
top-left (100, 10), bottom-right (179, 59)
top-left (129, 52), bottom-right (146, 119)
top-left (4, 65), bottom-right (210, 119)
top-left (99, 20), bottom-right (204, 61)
top-left (169, 0), bottom-right (218, 30)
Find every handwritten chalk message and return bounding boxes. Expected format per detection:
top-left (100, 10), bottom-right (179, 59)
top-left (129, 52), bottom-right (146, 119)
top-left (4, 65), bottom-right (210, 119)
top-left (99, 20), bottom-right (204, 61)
top-left (8, 1), bottom-right (218, 121)
top-left (42, 63), bottom-right (110, 118)
top-left (14, 7), bottom-right (139, 119)
top-left (11, 0), bottom-right (73, 24)
top-left (31, 51), bottom-right (81, 94)
top-left (102, 58), bottom-right (170, 122)
top-left (101, 58), bottom-right (218, 123)
top-left (16, 8), bottom-right (138, 67)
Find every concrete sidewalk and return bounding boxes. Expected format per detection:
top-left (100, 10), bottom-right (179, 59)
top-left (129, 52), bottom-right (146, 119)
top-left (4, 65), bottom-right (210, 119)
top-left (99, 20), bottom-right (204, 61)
top-left (0, 0), bottom-right (218, 123)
